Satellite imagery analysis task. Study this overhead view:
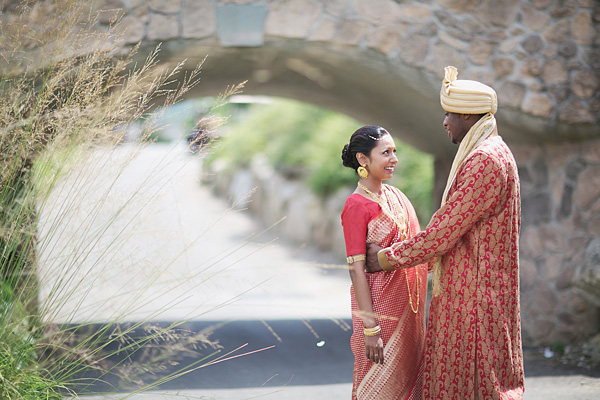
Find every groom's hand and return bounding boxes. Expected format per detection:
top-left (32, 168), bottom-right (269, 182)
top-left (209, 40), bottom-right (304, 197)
top-left (365, 243), bottom-right (383, 273)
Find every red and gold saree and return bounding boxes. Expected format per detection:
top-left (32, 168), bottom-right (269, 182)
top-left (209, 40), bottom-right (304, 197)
top-left (346, 185), bottom-right (427, 400)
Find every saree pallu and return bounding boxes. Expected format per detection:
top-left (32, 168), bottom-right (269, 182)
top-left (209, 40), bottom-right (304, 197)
top-left (350, 185), bottom-right (428, 400)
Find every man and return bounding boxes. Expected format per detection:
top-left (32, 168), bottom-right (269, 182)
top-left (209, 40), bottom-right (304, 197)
top-left (366, 66), bottom-right (524, 399)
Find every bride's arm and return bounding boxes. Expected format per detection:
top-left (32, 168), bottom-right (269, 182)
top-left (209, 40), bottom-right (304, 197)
top-left (348, 258), bottom-right (384, 365)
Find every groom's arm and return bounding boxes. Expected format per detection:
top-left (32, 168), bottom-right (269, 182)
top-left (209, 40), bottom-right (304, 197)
top-left (377, 151), bottom-right (504, 271)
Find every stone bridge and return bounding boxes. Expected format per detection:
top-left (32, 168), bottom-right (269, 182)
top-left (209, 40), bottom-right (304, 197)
top-left (19, 0), bottom-right (600, 345)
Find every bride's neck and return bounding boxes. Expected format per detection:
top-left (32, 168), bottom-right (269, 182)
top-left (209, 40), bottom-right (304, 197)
top-left (359, 179), bottom-right (383, 194)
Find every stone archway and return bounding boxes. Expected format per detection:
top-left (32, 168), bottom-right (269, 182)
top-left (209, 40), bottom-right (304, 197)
top-left (104, 0), bottom-right (599, 147)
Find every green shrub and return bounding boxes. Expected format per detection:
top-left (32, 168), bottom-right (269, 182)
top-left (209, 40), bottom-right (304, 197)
top-left (208, 99), bottom-right (333, 173)
top-left (0, 282), bottom-right (63, 399)
top-left (305, 113), bottom-right (363, 196)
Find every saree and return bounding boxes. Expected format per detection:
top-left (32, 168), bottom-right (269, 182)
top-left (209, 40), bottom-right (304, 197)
top-left (349, 185), bottom-right (427, 400)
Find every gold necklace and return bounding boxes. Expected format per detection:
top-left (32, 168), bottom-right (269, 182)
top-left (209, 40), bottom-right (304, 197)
top-left (358, 182), bottom-right (421, 314)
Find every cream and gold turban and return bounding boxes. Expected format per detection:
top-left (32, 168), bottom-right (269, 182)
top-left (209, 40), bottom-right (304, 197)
top-left (440, 66), bottom-right (497, 115)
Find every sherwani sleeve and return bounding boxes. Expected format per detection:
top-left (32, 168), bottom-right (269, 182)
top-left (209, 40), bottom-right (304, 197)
top-left (378, 151), bottom-right (504, 270)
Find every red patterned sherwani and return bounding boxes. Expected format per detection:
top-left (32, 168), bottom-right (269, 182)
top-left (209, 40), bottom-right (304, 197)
top-left (381, 136), bottom-right (524, 399)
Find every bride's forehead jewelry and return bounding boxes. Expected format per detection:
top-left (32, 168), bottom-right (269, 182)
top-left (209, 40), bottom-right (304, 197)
top-left (368, 135), bottom-right (385, 141)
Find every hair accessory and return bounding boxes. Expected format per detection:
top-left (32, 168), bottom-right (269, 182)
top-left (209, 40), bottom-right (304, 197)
top-left (364, 325), bottom-right (382, 336)
top-left (357, 166), bottom-right (368, 179)
top-left (368, 134), bottom-right (385, 141)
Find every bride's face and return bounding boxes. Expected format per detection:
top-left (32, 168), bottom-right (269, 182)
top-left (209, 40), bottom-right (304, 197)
top-left (366, 134), bottom-right (397, 182)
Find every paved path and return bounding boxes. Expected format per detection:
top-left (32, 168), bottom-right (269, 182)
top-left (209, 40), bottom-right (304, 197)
top-left (38, 144), bottom-right (600, 399)
top-left (38, 143), bottom-right (349, 324)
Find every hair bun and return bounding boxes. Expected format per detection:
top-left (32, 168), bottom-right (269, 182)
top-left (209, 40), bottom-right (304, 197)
top-left (341, 144), bottom-right (351, 167)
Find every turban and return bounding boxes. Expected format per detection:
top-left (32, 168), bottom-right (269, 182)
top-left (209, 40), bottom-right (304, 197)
top-left (440, 66), bottom-right (498, 115)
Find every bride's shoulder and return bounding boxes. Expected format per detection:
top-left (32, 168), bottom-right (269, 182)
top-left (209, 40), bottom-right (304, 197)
top-left (383, 184), bottom-right (409, 200)
top-left (383, 183), bottom-right (400, 194)
top-left (345, 192), bottom-right (366, 204)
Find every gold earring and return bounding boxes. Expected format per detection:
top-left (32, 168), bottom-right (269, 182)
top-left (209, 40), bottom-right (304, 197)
top-left (357, 166), bottom-right (368, 179)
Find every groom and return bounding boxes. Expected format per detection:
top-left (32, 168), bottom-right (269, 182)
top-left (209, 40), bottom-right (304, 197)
top-left (366, 66), bottom-right (524, 399)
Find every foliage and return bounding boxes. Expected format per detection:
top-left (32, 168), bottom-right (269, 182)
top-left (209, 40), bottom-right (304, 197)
top-left (0, 282), bottom-right (63, 399)
top-left (304, 113), bottom-right (362, 195)
top-left (207, 98), bottom-right (434, 221)
top-left (0, 0), bottom-right (245, 398)
top-left (208, 99), bottom-right (331, 173)
top-left (389, 143), bottom-right (434, 223)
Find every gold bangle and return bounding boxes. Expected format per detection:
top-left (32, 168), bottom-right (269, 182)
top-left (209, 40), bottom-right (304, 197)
top-left (363, 325), bottom-right (381, 336)
top-left (346, 254), bottom-right (366, 264)
top-left (377, 249), bottom-right (393, 271)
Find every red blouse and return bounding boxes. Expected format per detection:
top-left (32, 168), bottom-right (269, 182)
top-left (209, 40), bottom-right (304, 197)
top-left (341, 193), bottom-right (382, 257)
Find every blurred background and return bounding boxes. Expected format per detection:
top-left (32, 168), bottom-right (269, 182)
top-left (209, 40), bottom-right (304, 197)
top-left (1, 1), bottom-right (599, 399)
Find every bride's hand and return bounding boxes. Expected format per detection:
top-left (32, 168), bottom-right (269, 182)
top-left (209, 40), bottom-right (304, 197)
top-left (365, 334), bottom-right (384, 364)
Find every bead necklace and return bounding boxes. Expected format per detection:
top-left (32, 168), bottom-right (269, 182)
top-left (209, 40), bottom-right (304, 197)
top-left (358, 182), bottom-right (421, 314)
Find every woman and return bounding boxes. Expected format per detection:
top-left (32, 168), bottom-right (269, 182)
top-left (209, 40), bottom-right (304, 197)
top-left (340, 126), bottom-right (427, 399)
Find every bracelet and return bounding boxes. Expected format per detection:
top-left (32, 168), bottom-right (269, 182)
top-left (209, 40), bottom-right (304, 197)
top-left (377, 249), bottom-right (392, 271)
top-left (346, 254), bottom-right (366, 264)
top-left (377, 255), bottom-right (384, 271)
top-left (363, 325), bottom-right (381, 336)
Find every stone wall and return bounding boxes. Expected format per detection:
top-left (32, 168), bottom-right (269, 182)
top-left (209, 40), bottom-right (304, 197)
top-left (515, 138), bottom-right (600, 345)
top-left (88, 0), bottom-right (600, 143)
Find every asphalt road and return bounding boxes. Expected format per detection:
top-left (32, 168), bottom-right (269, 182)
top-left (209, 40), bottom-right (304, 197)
top-left (158, 319), bottom-right (354, 390)
top-left (70, 323), bottom-right (600, 400)
top-left (70, 319), bottom-right (354, 394)
top-left (70, 320), bottom-right (600, 400)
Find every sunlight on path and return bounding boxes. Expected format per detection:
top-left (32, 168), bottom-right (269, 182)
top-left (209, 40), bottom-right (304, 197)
top-left (37, 143), bottom-right (350, 324)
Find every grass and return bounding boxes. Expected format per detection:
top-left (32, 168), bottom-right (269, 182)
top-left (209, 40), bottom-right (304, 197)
top-left (0, 1), bottom-right (250, 398)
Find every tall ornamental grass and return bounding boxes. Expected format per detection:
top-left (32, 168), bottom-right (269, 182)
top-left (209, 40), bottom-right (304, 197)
top-left (0, 1), bottom-right (247, 397)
